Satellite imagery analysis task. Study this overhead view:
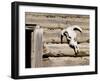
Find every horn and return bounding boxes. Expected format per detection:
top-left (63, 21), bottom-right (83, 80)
top-left (61, 34), bottom-right (63, 44)
top-left (72, 25), bottom-right (82, 33)
top-left (61, 29), bottom-right (66, 44)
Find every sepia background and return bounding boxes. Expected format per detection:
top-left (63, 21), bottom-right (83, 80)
top-left (25, 12), bottom-right (90, 68)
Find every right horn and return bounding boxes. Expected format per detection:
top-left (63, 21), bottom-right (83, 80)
top-left (72, 25), bottom-right (82, 33)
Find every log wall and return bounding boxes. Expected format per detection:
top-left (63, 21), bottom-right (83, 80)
top-left (25, 12), bottom-right (90, 67)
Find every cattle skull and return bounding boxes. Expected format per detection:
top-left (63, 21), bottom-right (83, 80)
top-left (61, 25), bottom-right (82, 56)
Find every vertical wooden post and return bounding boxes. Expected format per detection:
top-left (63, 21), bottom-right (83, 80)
top-left (31, 26), bottom-right (43, 68)
top-left (31, 31), bottom-right (35, 68)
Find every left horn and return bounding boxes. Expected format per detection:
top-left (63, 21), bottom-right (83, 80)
top-left (61, 34), bottom-right (63, 44)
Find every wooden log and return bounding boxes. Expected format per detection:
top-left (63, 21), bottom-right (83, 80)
top-left (42, 56), bottom-right (89, 67)
top-left (43, 29), bottom-right (89, 43)
top-left (25, 12), bottom-right (89, 30)
top-left (43, 43), bottom-right (89, 57)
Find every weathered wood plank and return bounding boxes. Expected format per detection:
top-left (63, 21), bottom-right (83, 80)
top-left (31, 28), bottom-right (43, 68)
top-left (43, 43), bottom-right (89, 57)
top-left (42, 57), bottom-right (89, 67)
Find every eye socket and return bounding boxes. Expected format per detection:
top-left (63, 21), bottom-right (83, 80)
top-left (64, 32), bottom-right (71, 39)
top-left (64, 32), bottom-right (68, 36)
